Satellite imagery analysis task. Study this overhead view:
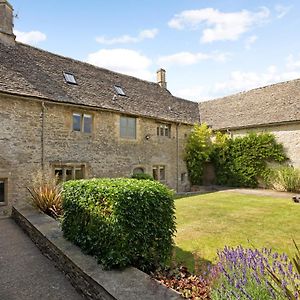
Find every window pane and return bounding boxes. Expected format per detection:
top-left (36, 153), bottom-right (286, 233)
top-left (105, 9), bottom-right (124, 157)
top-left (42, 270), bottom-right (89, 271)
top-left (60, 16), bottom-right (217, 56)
top-left (83, 114), bottom-right (92, 133)
top-left (120, 116), bottom-right (127, 128)
top-left (120, 116), bottom-right (136, 138)
top-left (165, 126), bottom-right (169, 137)
top-left (160, 126), bottom-right (164, 136)
top-left (157, 126), bottom-right (160, 136)
top-left (64, 72), bottom-right (77, 84)
top-left (66, 169), bottom-right (73, 181)
top-left (128, 127), bottom-right (136, 139)
top-left (152, 168), bottom-right (158, 180)
top-left (73, 114), bottom-right (81, 131)
top-left (54, 169), bottom-right (63, 182)
top-left (75, 168), bottom-right (83, 179)
top-left (127, 117), bottom-right (135, 128)
top-left (0, 181), bottom-right (5, 203)
top-left (120, 126), bottom-right (127, 138)
top-left (159, 167), bottom-right (165, 181)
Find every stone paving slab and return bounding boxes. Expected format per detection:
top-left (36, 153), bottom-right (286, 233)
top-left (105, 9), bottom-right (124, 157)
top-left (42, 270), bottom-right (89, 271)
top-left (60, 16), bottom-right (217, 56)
top-left (0, 218), bottom-right (84, 300)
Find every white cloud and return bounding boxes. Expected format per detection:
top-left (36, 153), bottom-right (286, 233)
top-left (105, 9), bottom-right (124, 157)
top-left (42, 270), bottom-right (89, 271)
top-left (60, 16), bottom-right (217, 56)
top-left (168, 7), bottom-right (270, 43)
top-left (245, 35), bottom-right (258, 49)
top-left (286, 54), bottom-right (300, 70)
top-left (96, 29), bottom-right (158, 45)
top-left (214, 60), bottom-right (300, 95)
top-left (173, 86), bottom-right (207, 101)
top-left (14, 30), bottom-right (46, 45)
top-left (275, 4), bottom-right (292, 19)
top-left (86, 48), bottom-right (153, 80)
top-left (158, 51), bottom-right (229, 66)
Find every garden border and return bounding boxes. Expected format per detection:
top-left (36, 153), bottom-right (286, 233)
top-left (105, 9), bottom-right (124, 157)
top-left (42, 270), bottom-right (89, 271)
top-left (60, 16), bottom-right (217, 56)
top-left (12, 204), bottom-right (182, 300)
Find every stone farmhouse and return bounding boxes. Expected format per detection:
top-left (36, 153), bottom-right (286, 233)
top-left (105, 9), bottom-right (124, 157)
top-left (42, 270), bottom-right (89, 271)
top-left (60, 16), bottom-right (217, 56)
top-left (0, 0), bottom-right (200, 215)
top-left (1, 0), bottom-right (300, 215)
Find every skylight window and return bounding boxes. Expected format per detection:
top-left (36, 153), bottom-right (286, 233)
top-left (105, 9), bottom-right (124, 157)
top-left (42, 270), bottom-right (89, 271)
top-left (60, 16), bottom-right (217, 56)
top-left (114, 85), bottom-right (126, 96)
top-left (63, 72), bottom-right (77, 85)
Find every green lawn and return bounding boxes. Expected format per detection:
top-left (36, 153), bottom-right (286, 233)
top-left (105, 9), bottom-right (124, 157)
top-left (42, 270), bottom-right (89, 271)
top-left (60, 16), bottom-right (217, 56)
top-left (174, 191), bottom-right (300, 271)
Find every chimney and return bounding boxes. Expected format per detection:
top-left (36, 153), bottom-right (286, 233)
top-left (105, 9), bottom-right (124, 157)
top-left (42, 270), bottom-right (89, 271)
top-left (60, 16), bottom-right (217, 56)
top-left (0, 0), bottom-right (16, 46)
top-left (157, 68), bottom-right (167, 89)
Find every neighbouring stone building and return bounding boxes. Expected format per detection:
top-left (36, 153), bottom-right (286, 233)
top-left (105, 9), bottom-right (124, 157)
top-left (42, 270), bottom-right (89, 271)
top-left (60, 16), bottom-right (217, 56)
top-left (199, 80), bottom-right (300, 167)
top-left (0, 0), bottom-right (200, 215)
top-left (1, 0), bottom-right (300, 215)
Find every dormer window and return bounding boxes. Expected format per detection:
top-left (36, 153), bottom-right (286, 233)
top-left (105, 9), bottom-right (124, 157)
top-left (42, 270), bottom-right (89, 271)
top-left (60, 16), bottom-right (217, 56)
top-left (64, 72), bottom-right (77, 85)
top-left (114, 85), bottom-right (126, 96)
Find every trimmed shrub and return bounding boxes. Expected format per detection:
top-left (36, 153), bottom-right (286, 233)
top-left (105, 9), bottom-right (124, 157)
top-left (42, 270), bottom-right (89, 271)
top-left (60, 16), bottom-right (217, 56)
top-left (61, 178), bottom-right (176, 272)
top-left (131, 173), bottom-right (154, 181)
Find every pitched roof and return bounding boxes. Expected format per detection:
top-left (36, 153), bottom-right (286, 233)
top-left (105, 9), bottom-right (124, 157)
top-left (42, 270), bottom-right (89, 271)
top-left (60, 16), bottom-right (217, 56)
top-left (199, 79), bottom-right (300, 130)
top-left (0, 42), bottom-right (199, 124)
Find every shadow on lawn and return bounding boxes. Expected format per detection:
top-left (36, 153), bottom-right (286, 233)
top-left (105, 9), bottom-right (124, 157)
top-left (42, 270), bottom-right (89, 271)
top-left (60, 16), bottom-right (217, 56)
top-left (175, 185), bottom-right (233, 200)
top-left (172, 246), bottom-right (213, 275)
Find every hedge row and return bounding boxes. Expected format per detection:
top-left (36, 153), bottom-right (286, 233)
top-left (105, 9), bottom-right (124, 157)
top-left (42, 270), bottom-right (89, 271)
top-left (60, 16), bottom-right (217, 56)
top-left (61, 178), bottom-right (176, 272)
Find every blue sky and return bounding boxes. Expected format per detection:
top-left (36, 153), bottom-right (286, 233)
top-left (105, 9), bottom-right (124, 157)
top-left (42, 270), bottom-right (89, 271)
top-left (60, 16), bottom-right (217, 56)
top-left (11, 0), bottom-right (300, 101)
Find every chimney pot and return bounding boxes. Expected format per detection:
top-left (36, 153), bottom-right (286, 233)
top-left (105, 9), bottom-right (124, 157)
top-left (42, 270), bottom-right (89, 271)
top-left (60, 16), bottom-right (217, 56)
top-left (0, 0), bottom-right (16, 46)
top-left (157, 68), bottom-right (167, 89)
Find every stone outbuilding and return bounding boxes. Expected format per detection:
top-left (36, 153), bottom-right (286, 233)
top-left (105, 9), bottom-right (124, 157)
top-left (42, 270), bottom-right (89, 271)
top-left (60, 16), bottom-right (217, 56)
top-left (199, 80), bottom-right (300, 167)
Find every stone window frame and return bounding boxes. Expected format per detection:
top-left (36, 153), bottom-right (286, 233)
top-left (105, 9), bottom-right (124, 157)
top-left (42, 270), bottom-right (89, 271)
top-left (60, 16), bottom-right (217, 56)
top-left (119, 115), bottom-right (137, 140)
top-left (0, 178), bottom-right (8, 206)
top-left (152, 165), bottom-right (166, 182)
top-left (72, 112), bottom-right (93, 134)
top-left (156, 123), bottom-right (171, 138)
top-left (52, 163), bottom-right (86, 182)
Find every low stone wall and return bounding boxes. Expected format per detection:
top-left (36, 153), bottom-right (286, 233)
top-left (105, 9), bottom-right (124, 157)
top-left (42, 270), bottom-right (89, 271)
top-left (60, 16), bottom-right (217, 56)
top-left (12, 204), bottom-right (182, 300)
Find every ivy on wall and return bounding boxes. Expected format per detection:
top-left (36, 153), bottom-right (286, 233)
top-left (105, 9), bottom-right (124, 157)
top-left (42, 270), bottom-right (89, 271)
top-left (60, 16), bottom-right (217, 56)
top-left (184, 124), bottom-right (213, 185)
top-left (185, 125), bottom-right (288, 187)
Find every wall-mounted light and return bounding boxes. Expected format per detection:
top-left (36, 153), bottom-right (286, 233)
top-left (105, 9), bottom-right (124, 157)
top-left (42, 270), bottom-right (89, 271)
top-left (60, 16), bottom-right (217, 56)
top-left (145, 134), bottom-right (151, 140)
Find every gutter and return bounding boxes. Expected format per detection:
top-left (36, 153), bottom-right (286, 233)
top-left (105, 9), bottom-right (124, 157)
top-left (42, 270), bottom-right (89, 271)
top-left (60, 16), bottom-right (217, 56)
top-left (210, 119), bottom-right (300, 132)
top-left (175, 123), bottom-right (180, 193)
top-left (0, 90), bottom-right (196, 126)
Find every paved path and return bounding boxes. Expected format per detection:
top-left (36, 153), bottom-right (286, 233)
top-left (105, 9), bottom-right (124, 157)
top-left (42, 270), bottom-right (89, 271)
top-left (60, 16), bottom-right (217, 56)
top-left (218, 187), bottom-right (296, 199)
top-left (0, 218), bottom-right (84, 300)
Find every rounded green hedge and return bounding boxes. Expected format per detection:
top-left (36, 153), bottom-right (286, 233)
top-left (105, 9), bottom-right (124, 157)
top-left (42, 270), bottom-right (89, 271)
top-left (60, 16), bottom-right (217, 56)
top-left (61, 178), bottom-right (176, 272)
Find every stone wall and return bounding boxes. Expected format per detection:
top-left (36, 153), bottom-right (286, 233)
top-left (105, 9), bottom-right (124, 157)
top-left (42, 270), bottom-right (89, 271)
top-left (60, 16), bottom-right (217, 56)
top-left (0, 93), bottom-right (192, 215)
top-left (12, 204), bottom-right (182, 300)
top-left (232, 122), bottom-right (300, 167)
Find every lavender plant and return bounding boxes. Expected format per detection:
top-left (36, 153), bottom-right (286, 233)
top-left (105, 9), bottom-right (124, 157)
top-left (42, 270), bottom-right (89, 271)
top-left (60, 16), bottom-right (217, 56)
top-left (211, 246), bottom-right (300, 300)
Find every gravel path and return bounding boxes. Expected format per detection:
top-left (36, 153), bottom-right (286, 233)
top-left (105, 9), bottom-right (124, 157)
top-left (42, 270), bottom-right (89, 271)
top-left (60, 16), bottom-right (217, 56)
top-left (0, 218), bottom-right (84, 300)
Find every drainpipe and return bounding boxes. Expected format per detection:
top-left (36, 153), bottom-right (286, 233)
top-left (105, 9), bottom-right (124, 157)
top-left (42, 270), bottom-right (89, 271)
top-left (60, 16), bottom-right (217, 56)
top-left (176, 123), bottom-right (180, 193)
top-left (41, 101), bottom-right (46, 174)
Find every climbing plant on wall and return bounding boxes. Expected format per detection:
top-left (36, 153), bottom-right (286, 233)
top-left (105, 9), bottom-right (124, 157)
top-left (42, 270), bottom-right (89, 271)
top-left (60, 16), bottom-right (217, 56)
top-left (212, 132), bottom-right (287, 187)
top-left (185, 125), bottom-right (288, 187)
top-left (184, 123), bottom-right (213, 185)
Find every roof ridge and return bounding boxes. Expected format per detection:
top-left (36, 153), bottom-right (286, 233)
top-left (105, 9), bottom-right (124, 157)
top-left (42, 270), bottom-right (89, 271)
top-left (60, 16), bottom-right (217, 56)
top-left (200, 77), bottom-right (300, 103)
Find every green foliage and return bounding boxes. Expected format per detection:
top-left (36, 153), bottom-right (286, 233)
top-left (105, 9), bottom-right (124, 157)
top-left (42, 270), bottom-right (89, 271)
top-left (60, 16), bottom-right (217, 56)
top-left (212, 132), bottom-right (287, 187)
top-left (131, 173), bottom-right (154, 181)
top-left (61, 178), bottom-right (176, 272)
top-left (268, 166), bottom-right (300, 192)
top-left (185, 123), bottom-right (213, 185)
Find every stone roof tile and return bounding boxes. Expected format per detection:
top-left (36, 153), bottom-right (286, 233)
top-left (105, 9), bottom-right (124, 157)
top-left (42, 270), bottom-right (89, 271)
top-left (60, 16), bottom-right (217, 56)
top-left (0, 42), bottom-right (200, 124)
top-left (199, 79), bottom-right (300, 129)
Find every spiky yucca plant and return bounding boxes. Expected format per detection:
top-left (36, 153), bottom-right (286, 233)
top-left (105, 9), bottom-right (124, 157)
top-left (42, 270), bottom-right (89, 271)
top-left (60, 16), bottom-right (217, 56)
top-left (27, 168), bottom-right (62, 219)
